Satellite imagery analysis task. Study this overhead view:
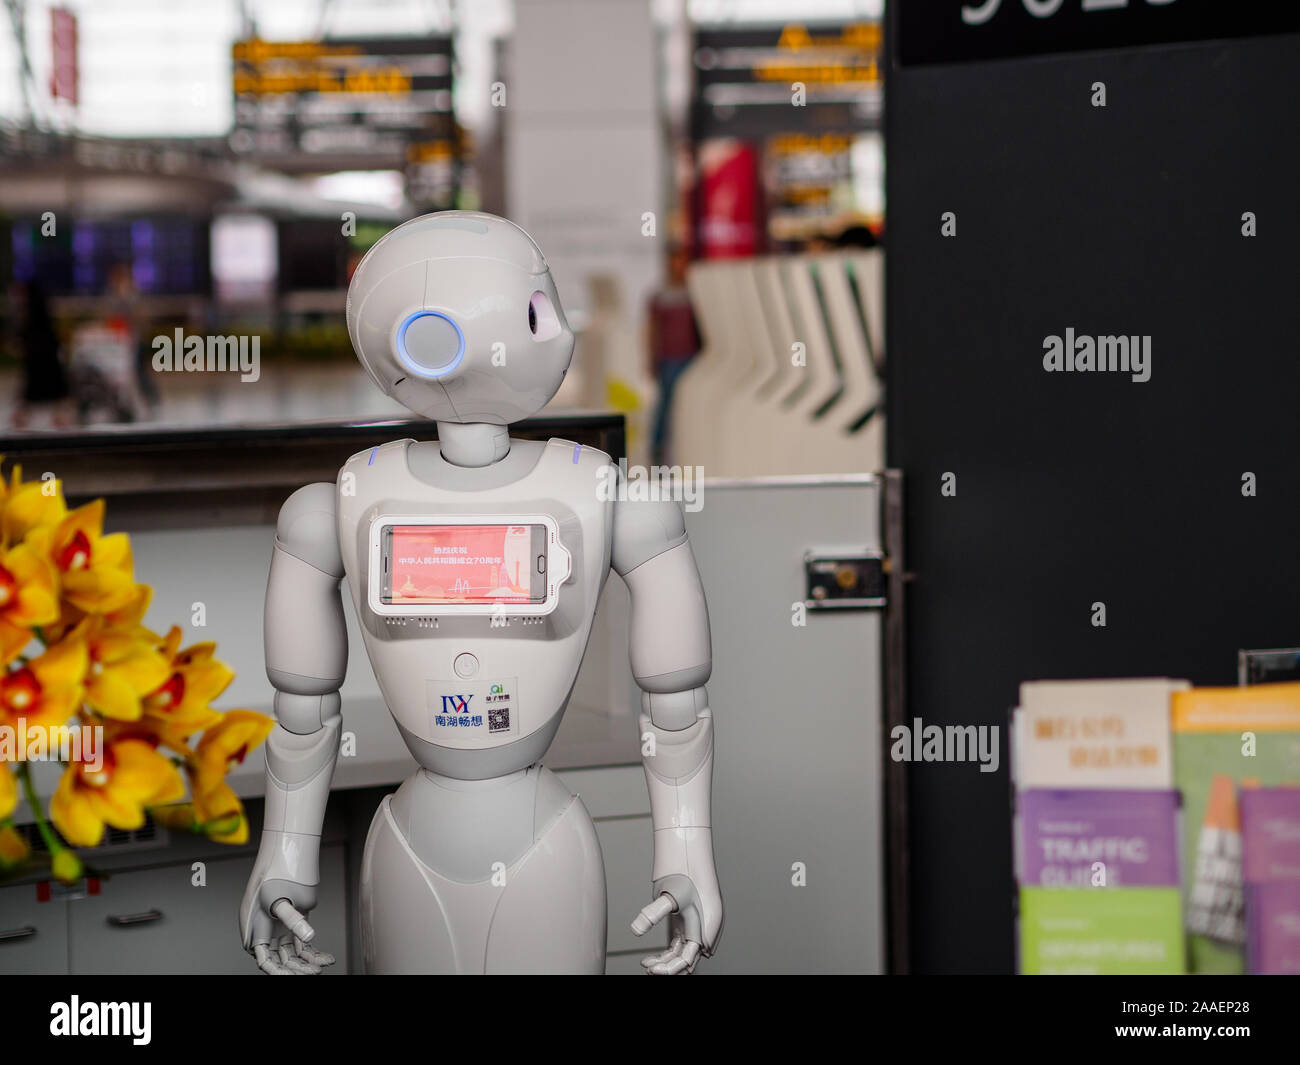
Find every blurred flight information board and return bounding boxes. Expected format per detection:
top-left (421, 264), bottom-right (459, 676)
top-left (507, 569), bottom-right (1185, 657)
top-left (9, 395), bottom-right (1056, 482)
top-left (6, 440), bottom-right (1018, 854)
top-left (230, 36), bottom-right (455, 175)
top-left (691, 22), bottom-right (881, 140)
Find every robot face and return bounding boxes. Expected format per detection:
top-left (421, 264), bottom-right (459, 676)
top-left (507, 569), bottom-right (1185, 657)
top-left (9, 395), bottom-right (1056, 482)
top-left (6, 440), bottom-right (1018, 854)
top-left (346, 212), bottom-right (575, 424)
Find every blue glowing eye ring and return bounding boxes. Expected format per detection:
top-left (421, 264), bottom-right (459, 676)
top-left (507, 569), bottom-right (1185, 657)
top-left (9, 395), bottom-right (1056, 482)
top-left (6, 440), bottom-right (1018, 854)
top-left (395, 310), bottom-right (465, 378)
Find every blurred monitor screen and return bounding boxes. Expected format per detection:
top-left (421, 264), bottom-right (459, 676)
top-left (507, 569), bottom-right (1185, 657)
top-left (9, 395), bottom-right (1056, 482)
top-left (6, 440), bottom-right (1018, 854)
top-left (11, 217), bottom-right (210, 296)
top-left (211, 213), bottom-right (278, 302)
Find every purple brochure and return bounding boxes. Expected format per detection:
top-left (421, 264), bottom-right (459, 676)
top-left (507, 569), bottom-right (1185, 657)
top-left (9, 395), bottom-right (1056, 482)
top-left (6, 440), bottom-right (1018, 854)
top-left (1019, 789), bottom-right (1179, 887)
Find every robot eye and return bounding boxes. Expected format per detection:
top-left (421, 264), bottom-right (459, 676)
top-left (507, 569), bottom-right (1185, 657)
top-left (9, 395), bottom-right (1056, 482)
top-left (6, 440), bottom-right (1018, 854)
top-left (528, 290), bottom-right (561, 342)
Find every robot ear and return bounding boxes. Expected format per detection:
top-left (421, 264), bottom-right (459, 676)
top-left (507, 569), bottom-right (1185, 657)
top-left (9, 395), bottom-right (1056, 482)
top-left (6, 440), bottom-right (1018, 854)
top-left (528, 290), bottom-right (562, 342)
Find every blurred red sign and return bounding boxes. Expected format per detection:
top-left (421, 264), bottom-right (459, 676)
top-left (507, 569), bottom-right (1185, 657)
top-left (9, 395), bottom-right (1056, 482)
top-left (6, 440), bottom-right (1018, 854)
top-left (50, 7), bottom-right (78, 105)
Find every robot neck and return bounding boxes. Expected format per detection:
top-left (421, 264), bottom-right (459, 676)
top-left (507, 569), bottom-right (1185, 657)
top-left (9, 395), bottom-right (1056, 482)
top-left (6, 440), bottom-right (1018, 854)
top-left (436, 421), bottom-right (511, 467)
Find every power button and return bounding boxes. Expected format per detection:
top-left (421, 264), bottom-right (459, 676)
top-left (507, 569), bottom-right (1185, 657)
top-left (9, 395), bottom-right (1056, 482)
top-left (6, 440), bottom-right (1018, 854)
top-left (453, 652), bottom-right (479, 679)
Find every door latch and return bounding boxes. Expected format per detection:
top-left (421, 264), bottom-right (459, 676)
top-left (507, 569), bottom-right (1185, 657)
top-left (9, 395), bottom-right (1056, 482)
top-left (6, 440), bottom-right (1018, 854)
top-left (804, 552), bottom-right (886, 610)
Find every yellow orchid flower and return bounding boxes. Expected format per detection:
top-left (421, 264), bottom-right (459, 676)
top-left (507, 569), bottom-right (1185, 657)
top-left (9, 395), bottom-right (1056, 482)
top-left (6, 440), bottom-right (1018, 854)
top-left (49, 734), bottom-right (185, 848)
top-left (72, 616), bottom-right (170, 723)
top-left (192, 779), bottom-right (249, 845)
top-left (103, 584), bottom-right (157, 635)
top-left (0, 473), bottom-right (267, 861)
top-left (140, 627), bottom-right (228, 742)
top-left (0, 534), bottom-right (61, 664)
top-left (47, 500), bottom-right (137, 615)
top-left (194, 710), bottom-right (274, 784)
top-left (0, 821), bottom-right (29, 866)
top-left (47, 582), bottom-right (158, 646)
top-left (0, 464), bottom-right (68, 548)
top-left (187, 711), bottom-right (272, 848)
top-left (0, 639), bottom-right (88, 760)
top-left (0, 764), bottom-right (15, 820)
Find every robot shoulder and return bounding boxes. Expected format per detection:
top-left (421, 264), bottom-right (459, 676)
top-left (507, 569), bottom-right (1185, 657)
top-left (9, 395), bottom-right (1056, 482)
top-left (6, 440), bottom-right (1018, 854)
top-left (610, 492), bottom-right (687, 577)
top-left (275, 483), bottom-right (343, 577)
top-left (342, 438), bottom-right (413, 471)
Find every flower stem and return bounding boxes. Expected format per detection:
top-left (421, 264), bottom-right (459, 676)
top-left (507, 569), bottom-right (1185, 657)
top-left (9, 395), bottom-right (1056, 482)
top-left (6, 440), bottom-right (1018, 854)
top-left (16, 761), bottom-right (66, 858)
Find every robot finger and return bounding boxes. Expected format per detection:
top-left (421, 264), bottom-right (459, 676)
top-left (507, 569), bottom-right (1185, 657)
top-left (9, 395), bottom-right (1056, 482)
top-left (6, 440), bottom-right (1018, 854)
top-left (630, 892), bottom-right (675, 936)
top-left (640, 933), bottom-right (685, 969)
top-left (276, 934), bottom-right (322, 975)
top-left (648, 938), bottom-right (701, 976)
top-left (271, 898), bottom-right (316, 943)
top-left (254, 942), bottom-right (294, 975)
top-left (295, 936), bottom-right (336, 968)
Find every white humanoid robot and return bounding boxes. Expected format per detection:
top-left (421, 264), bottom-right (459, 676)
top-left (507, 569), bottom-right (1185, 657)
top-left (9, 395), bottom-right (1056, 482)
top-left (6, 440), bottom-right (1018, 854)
top-left (239, 211), bottom-right (722, 975)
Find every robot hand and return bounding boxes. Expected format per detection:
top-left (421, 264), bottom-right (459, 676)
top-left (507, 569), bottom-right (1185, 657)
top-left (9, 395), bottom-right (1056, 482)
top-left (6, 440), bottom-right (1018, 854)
top-left (631, 869), bottom-right (723, 975)
top-left (240, 843), bottom-right (336, 975)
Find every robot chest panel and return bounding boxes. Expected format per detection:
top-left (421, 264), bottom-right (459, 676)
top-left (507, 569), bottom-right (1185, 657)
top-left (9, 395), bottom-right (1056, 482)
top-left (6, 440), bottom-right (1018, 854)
top-left (337, 438), bottom-right (614, 749)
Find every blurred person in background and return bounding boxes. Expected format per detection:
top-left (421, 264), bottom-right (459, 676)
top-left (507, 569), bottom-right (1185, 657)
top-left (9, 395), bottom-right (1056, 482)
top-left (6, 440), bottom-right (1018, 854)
top-left (64, 264), bottom-right (149, 424)
top-left (645, 245), bottom-right (699, 465)
top-left (107, 262), bottom-right (159, 418)
top-left (9, 279), bottom-right (73, 430)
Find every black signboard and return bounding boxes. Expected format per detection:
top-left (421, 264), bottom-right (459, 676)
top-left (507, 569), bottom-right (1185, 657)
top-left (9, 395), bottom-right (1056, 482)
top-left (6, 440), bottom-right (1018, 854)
top-left (886, 1), bottom-right (1300, 975)
top-left (897, 0), bottom-right (1300, 66)
top-left (231, 36), bottom-right (454, 171)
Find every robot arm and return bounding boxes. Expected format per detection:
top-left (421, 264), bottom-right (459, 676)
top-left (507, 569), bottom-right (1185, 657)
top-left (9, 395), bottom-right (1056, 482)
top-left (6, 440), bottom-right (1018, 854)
top-left (239, 483), bottom-right (347, 975)
top-left (612, 494), bottom-right (722, 975)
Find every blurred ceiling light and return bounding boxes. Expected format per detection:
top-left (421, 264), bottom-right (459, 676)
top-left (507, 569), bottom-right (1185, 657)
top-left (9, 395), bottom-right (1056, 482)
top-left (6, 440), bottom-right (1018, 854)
top-left (309, 170), bottom-right (407, 210)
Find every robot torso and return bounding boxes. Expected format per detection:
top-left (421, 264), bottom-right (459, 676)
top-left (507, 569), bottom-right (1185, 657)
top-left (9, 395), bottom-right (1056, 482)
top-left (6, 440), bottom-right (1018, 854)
top-left (336, 435), bottom-right (614, 779)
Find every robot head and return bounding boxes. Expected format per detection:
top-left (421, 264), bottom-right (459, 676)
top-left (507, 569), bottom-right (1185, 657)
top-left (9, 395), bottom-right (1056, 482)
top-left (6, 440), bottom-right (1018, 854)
top-left (347, 211), bottom-right (574, 424)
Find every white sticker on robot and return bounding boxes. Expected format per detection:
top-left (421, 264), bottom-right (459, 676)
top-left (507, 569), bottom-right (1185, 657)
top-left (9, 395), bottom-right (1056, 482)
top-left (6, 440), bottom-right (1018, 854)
top-left (427, 678), bottom-right (518, 736)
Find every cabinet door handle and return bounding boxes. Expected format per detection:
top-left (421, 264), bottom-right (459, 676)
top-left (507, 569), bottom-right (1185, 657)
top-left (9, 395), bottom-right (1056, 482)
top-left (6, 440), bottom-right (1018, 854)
top-left (0, 925), bottom-right (37, 942)
top-left (107, 909), bottom-right (163, 927)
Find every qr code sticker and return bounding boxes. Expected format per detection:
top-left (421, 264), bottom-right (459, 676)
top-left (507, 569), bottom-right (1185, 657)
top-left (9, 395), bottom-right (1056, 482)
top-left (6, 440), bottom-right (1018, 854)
top-left (489, 707), bottom-right (511, 733)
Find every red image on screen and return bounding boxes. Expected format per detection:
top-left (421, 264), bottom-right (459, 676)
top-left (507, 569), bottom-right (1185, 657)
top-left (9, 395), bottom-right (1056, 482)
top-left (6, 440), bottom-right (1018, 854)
top-left (388, 524), bottom-right (536, 605)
